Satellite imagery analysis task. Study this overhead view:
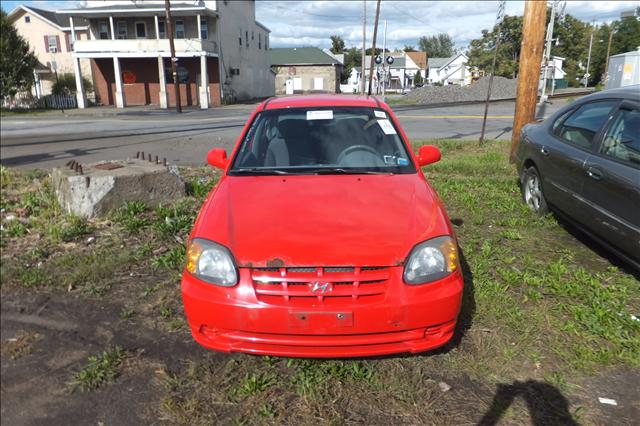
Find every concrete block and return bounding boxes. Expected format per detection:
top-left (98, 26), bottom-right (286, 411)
top-left (52, 159), bottom-right (185, 218)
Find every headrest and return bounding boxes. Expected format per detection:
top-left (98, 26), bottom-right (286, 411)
top-left (277, 120), bottom-right (309, 139)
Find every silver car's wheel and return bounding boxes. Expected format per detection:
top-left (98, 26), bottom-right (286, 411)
top-left (522, 166), bottom-right (548, 215)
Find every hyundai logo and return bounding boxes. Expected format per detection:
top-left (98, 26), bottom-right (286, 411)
top-left (309, 281), bottom-right (333, 294)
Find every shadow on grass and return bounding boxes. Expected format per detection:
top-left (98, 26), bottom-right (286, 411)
top-left (478, 380), bottom-right (578, 426)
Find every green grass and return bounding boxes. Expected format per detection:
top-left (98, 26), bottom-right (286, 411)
top-left (72, 346), bottom-right (126, 392)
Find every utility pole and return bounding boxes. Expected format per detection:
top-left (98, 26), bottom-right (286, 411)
top-left (604, 26), bottom-right (614, 85)
top-left (510, 0), bottom-right (546, 162)
top-left (584, 19), bottom-right (595, 88)
top-left (367, 0), bottom-right (381, 96)
top-left (540, 1), bottom-right (559, 104)
top-left (382, 20), bottom-right (387, 98)
top-left (479, 0), bottom-right (506, 144)
top-left (360, 0), bottom-right (367, 95)
top-left (165, 0), bottom-right (182, 113)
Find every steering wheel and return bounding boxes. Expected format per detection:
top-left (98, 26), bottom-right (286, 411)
top-left (336, 145), bottom-right (381, 165)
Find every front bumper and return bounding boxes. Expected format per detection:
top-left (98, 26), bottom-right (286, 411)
top-left (181, 267), bottom-right (463, 358)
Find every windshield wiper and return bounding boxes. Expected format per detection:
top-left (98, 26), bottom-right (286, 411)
top-left (231, 168), bottom-right (291, 175)
top-left (312, 168), bottom-right (392, 175)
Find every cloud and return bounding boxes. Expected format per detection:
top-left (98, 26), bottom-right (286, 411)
top-left (256, 0), bottom-right (638, 50)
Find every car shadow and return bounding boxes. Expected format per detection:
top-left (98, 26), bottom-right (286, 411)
top-left (477, 380), bottom-right (578, 426)
top-left (553, 213), bottom-right (640, 279)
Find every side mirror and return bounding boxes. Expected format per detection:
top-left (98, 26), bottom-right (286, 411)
top-left (207, 148), bottom-right (228, 169)
top-left (417, 145), bottom-right (441, 166)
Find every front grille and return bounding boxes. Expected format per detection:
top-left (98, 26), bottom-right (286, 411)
top-left (251, 266), bottom-right (390, 307)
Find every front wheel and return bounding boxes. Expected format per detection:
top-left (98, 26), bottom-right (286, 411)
top-left (522, 166), bottom-right (549, 215)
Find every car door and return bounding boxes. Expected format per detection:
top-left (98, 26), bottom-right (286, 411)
top-left (582, 100), bottom-right (640, 263)
top-left (540, 100), bottom-right (619, 222)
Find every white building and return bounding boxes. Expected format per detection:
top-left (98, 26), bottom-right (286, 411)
top-left (57, 0), bottom-right (274, 108)
top-left (427, 53), bottom-right (471, 86)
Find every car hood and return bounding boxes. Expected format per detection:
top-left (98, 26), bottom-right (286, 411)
top-left (193, 174), bottom-right (453, 267)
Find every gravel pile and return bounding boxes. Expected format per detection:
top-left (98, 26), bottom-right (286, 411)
top-left (407, 76), bottom-right (518, 104)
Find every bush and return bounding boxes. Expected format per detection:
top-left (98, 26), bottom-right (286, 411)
top-left (51, 73), bottom-right (93, 96)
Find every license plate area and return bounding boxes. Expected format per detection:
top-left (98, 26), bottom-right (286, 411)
top-left (289, 311), bottom-right (353, 330)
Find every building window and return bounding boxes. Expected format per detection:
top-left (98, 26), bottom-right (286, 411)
top-left (47, 35), bottom-right (58, 53)
top-left (25, 16), bottom-right (30, 23)
top-left (135, 22), bottom-right (146, 38)
top-left (200, 17), bottom-right (208, 39)
top-left (99, 21), bottom-right (109, 39)
top-left (239, 31), bottom-right (242, 46)
top-left (158, 21), bottom-right (166, 38)
top-left (116, 21), bottom-right (127, 39)
top-left (175, 20), bottom-right (185, 39)
top-left (265, 35), bottom-right (269, 50)
top-left (258, 33), bottom-right (261, 49)
top-left (251, 31), bottom-right (254, 40)
top-left (245, 30), bottom-right (248, 47)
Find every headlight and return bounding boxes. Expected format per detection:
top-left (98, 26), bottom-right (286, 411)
top-left (403, 236), bottom-right (459, 284)
top-left (185, 238), bottom-right (238, 286)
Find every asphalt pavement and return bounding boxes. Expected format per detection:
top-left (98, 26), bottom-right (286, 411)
top-left (0, 99), bottom-right (569, 169)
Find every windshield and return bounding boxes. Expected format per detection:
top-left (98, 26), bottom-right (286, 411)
top-left (229, 107), bottom-right (416, 175)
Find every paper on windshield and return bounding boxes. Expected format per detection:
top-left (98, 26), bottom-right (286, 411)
top-left (374, 110), bottom-right (387, 118)
top-left (307, 110), bottom-right (334, 120)
top-left (377, 119), bottom-right (397, 135)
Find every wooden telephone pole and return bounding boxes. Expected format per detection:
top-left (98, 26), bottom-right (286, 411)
top-left (165, 0), bottom-right (182, 113)
top-left (509, 0), bottom-right (546, 162)
top-left (367, 0), bottom-right (381, 96)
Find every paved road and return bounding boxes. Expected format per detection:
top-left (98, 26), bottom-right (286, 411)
top-left (1, 99), bottom-right (569, 169)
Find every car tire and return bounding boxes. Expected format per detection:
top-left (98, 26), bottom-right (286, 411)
top-left (522, 166), bottom-right (549, 215)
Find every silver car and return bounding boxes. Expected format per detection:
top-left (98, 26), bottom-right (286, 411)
top-left (515, 86), bottom-right (640, 270)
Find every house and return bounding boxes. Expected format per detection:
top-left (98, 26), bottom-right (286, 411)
top-left (343, 52), bottom-right (427, 94)
top-left (427, 53), bottom-right (471, 86)
top-left (57, 0), bottom-right (274, 109)
top-left (7, 4), bottom-right (93, 98)
top-left (270, 47), bottom-right (343, 95)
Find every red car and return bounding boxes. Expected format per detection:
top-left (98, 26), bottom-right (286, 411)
top-left (181, 95), bottom-right (463, 358)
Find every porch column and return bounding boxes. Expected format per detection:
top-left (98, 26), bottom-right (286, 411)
top-left (109, 16), bottom-right (115, 40)
top-left (158, 57), bottom-right (168, 109)
top-left (199, 55), bottom-right (209, 109)
top-left (69, 17), bottom-right (76, 42)
top-left (113, 57), bottom-right (125, 108)
top-left (73, 58), bottom-right (87, 109)
top-left (33, 71), bottom-right (42, 99)
top-left (154, 15), bottom-right (160, 40)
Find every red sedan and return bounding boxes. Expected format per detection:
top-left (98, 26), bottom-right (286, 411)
top-left (181, 94), bottom-right (463, 358)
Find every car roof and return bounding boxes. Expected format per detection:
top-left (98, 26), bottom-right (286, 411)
top-left (582, 85), bottom-right (640, 102)
top-left (263, 94), bottom-right (383, 110)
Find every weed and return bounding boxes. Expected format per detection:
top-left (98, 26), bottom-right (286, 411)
top-left (258, 403), bottom-right (277, 419)
top-left (152, 245), bottom-right (186, 271)
top-left (72, 346), bottom-right (126, 391)
top-left (233, 372), bottom-right (274, 398)
top-left (153, 201), bottom-right (196, 239)
top-left (19, 267), bottom-right (50, 287)
top-left (119, 307), bottom-right (135, 320)
top-left (4, 221), bottom-right (28, 237)
top-left (186, 175), bottom-right (219, 199)
top-left (112, 201), bottom-right (149, 233)
top-left (60, 216), bottom-right (92, 242)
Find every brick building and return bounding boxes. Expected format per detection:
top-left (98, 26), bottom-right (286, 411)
top-left (270, 47), bottom-right (343, 95)
top-left (58, 0), bottom-right (274, 109)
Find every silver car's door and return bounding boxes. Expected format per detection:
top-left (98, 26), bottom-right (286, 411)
top-left (582, 101), bottom-right (640, 263)
top-left (542, 100), bottom-right (619, 222)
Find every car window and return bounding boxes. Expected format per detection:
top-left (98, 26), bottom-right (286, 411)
top-left (556, 101), bottom-right (617, 149)
top-left (600, 107), bottom-right (640, 168)
top-left (229, 107), bottom-right (416, 175)
top-left (551, 108), bottom-right (574, 133)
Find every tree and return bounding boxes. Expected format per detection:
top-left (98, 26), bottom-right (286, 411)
top-left (467, 15), bottom-right (523, 78)
top-left (403, 45), bottom-right (416, 52)
top-left (51, 73), bottom-right (93, 96)
top-left (413, 71), bottom-right (423, 85)
top-left (418, 33), bottom-right (455, 57)
top-left (0, 10), bottom-right (39, 97)
top-left (340, 46), bottom-right (361, 84)
top-left (329, 35), bottom-right (345, 54)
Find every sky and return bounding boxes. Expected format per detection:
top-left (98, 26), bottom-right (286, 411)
top-left (4, 0), bottom-right (639, 51)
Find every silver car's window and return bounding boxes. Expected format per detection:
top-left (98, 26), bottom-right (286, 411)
top-left (556, 101), bottom-right (617, 149)
top-left (600, 108), bottom-right (640, 168)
